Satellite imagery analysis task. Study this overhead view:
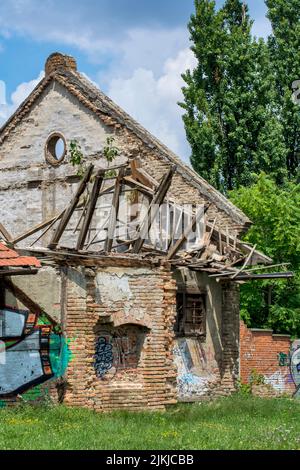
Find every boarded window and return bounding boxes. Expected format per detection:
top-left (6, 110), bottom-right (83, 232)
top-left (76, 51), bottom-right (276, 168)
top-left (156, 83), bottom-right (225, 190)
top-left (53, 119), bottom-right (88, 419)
top-left (175, 292), bottom-right (206, 338)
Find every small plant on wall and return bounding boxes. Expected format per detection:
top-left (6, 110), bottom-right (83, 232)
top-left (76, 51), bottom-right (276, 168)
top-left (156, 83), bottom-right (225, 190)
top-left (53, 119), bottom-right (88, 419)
top-left (103, 136), bottom-right (120, 163)
top-left (69, 139), bottom-right (86, 177)
top-left (68, 136), bottom-right (120, 179)
top-left (103, 136), bottom-right (120, 179)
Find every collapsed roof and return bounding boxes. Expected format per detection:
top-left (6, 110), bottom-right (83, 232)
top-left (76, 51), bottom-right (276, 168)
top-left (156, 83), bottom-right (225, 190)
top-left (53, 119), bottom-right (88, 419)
top-left (0, 160), bottom-right (292, 282)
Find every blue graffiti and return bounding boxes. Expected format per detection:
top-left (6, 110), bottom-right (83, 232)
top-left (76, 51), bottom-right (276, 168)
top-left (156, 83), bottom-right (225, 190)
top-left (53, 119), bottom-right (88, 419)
top-left (94, 336), bottom-right (113, 378)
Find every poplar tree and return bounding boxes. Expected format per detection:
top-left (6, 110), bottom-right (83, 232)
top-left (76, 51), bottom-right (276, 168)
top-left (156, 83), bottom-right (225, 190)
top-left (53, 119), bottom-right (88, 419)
top-left (266, 0), bottom-right (300, 178)
top-left (181, 0), bottom-right (286, 192)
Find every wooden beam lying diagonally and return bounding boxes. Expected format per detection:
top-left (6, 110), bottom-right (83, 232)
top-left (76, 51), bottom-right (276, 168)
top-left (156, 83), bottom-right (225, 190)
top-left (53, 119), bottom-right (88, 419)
top-left (48, 164), bottom-right (94, 250)
top-left (104, 167), bottom-right (126, 253)
top-left (76, 169), bottom-right (105, 251)
top-left (132, 166), bottom-right (176, 254)
top-left (166, 204), bottom-right (210, 260)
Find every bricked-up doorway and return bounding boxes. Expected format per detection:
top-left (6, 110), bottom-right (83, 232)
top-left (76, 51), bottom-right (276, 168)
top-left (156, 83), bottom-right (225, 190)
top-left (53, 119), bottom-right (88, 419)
top-left (93, 323), bottom-right (149, 383)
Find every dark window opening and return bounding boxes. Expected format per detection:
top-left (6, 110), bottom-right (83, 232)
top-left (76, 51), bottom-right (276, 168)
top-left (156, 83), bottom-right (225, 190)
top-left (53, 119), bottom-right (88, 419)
top-left (175, 291), bottom-right (206, 338)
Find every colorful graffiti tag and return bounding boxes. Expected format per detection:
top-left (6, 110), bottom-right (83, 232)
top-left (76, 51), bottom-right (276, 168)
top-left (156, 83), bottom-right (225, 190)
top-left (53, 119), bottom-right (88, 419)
top-left (278, 341), bottom-right (300, 398)
top-left (173, 338), bottom-right (218, 399)
top-left (0, 306), bottom-right (70, 398)
top-left (94, 327), bottom-right (145, 381)
top-left (290, 343), bottom-right (300, 398)
top-left (94, 336), bottom-right (114, 378)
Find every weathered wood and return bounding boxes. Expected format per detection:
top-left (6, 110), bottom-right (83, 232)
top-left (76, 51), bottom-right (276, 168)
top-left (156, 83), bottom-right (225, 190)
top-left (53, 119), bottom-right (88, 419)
top-left (232, 272), bottom-right (294, 281)
top-left (12, 203), bottom-right (86, 246)
top-left (132, 167), bottom-right (176, 254)
top-left (76, 169), bottom-right (105, 250)
top-left (243, 262), bottom-right (290, 274)
top-left (30, 212), bottom-right (63, 246)
top-left (104, 167), bottom-right (126, 252)
top-left (166, 204), bottom-right (209, 260)
top-left (204, 217), bottom-right (216, 246)
top-left (0, 268), bottom-right (39, 276)
top-left (73, 192), bottom-right (90, 234)
top-left (48, 164), bottom-right (94, 249)
top-left (232, 244), bottom-right (257, 279)
top-left (0, 223), bottom-right (12, 242)
top-left (124, 176), bottom-right (154, 197)
top-left (206, 223), bottom-right (272, 265)
top-left (130, 159), bottom-right (155, 188)
top-left (12, 212), bottom-right (63, 245)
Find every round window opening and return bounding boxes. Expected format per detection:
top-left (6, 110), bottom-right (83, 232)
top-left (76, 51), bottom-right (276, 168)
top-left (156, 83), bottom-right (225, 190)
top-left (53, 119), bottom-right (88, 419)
top-left (45, 133), bottom-right (67, 166)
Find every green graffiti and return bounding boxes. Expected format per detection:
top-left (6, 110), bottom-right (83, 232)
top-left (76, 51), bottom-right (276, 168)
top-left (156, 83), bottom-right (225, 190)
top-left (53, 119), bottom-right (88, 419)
top-left (278, 352), bottom-right (289, 367)
top-left (21, 385), bottom-right (49, 402)
top-left (49, 334), bottom-right (73, 378)
top-left (0, 400), bottom-right (6, 409)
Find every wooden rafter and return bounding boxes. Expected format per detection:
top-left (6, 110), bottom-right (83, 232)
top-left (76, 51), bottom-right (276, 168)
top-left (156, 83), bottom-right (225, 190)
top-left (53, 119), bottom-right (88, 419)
top-left (0, 223), bottom-right (12, 242)
top-left (48, 164), bottom-right (94, 250)
top-left (104, 167), bottom-right (126, 253)
top-left (132, 166), bottom-right (176, 254)
top-left (76, 169), bottom-right (105, 250)
top-left (166, 204), bottom-right (210, 260)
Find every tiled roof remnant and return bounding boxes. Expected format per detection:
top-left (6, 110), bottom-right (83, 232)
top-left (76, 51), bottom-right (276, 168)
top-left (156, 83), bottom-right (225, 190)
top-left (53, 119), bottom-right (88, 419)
top-left (0, 243), bottom-right (41, 268)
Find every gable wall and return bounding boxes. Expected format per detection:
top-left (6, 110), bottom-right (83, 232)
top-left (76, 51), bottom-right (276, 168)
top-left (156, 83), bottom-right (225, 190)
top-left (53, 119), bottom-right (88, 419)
top-left (0, 79), bottom-right (246, 246)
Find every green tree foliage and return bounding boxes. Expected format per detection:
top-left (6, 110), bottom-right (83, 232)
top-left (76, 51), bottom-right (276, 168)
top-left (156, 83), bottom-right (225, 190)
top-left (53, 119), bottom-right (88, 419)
top-left (230, 174), bottom-right (300, 336)
top-left (181, 0), bottom-right (287, 192)
top-left (266, 0), bottom-right (300, 177)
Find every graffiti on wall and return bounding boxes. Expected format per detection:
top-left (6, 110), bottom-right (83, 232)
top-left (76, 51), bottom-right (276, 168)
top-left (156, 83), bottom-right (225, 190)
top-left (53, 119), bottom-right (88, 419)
top-left (277, 341), bottom-right (300, 398)
top-left (0, 306), bottom-right (70, 398)
top-left (94, 336), bottom-right (114, 378)
top-left (173, 338), bottom-right (218, 399)
top-left (94, 326), bottom-right (145, 381)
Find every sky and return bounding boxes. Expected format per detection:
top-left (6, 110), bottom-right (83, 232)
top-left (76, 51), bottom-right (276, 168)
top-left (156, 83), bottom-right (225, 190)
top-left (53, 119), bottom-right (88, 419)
top-left (0, 0), bottom-right (272, 163)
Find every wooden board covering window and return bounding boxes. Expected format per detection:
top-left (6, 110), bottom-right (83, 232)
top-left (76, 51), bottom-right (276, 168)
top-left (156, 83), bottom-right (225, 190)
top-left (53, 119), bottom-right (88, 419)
top-left (175, 292), bottom-right (206, 338)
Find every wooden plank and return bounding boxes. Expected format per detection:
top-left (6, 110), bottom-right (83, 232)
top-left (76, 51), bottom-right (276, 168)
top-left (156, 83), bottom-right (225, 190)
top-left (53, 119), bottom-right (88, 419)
top-left (0, 223), bottom-right (12, 242)
top-left (29, 213), bottom-right (62, 247)
top-left (130, 159), bottom-right (155, 188)
top-left (76, 169), bottom-right (105, 250)
top-left (233, 272), bottom-right (294, 280)
top-left (124, 176), bottom-right (154, 197)
top-left (0, 268), bottom-right (39, 276)
top-left (48, 164), bottom-right (94, 249)
top-left (166, 204), bottom-right (210, 260)
top-left (206, 222), bottom-right (273, 265)
top-left (104, 167), bottom-right (126, 252)
top-left (132, 166), bottom-right (176, 254)
top-left (12, 202), bottom-right (86, 246)
top-left (231, 244), bottom-right (257, 279)
top-left (12, 212), bottom-right (64, 245)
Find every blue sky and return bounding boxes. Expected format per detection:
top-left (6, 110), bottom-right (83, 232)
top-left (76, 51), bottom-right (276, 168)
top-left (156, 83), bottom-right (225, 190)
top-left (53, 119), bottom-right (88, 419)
top-left (0, 0), bottom-right (271, 163)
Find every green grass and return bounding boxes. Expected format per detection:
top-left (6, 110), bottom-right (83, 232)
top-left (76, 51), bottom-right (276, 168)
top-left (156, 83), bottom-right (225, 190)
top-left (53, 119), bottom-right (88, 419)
top-left (0, 395), bottom-right (300, 450)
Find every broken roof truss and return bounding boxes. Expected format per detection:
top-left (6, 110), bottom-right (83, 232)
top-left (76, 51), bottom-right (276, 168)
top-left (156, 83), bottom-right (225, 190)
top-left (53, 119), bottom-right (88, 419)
top-left (0, 159), bottom-right (293, 282)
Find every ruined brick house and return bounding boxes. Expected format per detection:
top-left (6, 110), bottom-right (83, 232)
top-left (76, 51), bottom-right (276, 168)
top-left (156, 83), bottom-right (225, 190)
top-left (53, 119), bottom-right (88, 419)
top-left (0, 53), bottom-right (276, 411)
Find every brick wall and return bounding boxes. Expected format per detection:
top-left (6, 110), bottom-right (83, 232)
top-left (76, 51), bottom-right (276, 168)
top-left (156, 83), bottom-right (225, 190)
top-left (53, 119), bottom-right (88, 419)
top-left (63, 261), bottom-right (177, 412)
top-left (0, 260), bottom-right (243, 410)
top-left (240, 321), bottom-right (296, 395)
top-left (219, 282), bottom-right (240, 394)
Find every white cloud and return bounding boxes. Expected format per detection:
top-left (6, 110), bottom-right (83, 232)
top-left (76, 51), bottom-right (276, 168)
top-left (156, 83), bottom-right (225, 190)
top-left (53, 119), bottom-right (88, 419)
top-left (0, 71), bottom-right (44, 127)
top-left (0, 45), bottom-right (196, 163)
top-left (108, 48), bottom-right (196, 163)
top-left (10, 70), bottom-right (44, 105)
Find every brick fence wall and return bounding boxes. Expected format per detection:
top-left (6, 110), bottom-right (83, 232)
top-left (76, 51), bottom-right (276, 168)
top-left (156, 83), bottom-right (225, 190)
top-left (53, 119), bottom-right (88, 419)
top-left (240, 321), bottom-right (296, 395)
